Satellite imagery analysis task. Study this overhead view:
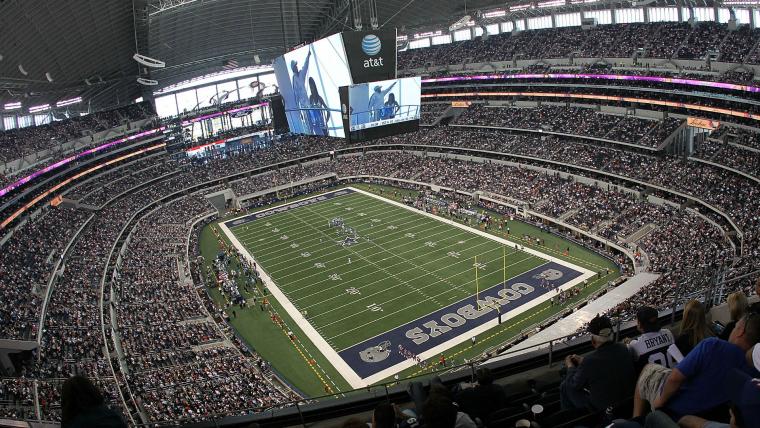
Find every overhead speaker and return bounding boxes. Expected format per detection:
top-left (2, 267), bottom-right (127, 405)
top-left (132, 53), bottom-right (165, 68)
top-left (136, 77), bottom-right (159, 86)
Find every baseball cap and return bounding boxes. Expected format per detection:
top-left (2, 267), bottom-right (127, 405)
top-left (588, 315), bottom-right (613, 337)
top-left (636, 306), bottom-right (659, 331)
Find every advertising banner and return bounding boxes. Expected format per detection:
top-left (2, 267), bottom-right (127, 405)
top-left (341, 28), bottom-right (397, 84)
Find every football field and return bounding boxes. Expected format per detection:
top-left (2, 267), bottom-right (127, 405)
top-left (220, 187), bottom-right (594, 387)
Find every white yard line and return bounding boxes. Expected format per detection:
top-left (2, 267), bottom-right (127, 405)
top-left (351, 187), bottom-right (596, 276)
top-left (281, 227), bottom-right (479, 294)
top-left (293, 237), bottom-right (497, 306)
top-left (261, 211), bottom-right (460, 272)
top-left (220, 187), bottom-right (596, 388)
top-left (282, 205), bottom-right (447, 308)
top-left (323, 254), bottom-right (539, 338)
top-left (232, 196), bottom-right (400, 243)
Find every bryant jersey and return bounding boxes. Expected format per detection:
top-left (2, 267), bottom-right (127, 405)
top-left (628, 329), bottom-right (675, 370)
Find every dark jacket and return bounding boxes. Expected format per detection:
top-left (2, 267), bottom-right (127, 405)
top-left (563, 341), bottom-right (636, 411)
top-left (454, 383), bottom-right (508, 422)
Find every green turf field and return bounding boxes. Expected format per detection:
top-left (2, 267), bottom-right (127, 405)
top-left (201, 183), bottom-right (621, 397)
top-left (227, 189), bottom-right (550, 351)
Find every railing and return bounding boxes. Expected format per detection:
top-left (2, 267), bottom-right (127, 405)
top-left (349, 105), bottom-right (421, 131)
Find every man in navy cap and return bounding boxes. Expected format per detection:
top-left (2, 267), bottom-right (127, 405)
top-left (560, 314), bottom-right (636, 412)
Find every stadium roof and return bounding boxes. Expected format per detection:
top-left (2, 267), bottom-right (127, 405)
top-left (0, 0), bottom-right (722, 114)
top-left (0, 0), bottom-right (140, 114)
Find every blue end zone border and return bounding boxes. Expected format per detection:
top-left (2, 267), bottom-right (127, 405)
top-left (338, 262), bottom-right (582, 378)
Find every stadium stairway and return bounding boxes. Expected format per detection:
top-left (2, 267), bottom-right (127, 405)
top-left (623, 223), bottom-right (658, 244)
top-left (558, 208), bottom-right (580, 222)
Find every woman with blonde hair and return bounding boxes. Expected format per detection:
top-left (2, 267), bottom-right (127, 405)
top-left (674, 299), bottom-right (713, 356)
top-left (719, 291), bottom-right (748, 340)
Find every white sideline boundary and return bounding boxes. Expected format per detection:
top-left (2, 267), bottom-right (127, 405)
top-left (220, 187), bottom-right (596, 388)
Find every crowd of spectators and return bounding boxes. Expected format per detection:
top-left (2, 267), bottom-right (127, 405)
top-left (454, 104), bottom-right (682, 148)
top-left (76, 157), bottom-right (178, 207)
top-left (0, 206), bottom-right (91, 340)
top-left (722, 126), bottom-right (760, 150)
top-left (109, 194), bottom-right (290, 423)
top-left (0, 101), bottom-right (153, 162)
top-left (693, 137), bottom-right (760, 179)
top-left (398, 22), bottom-right (760, 70)
top-left (420, 103), bottom-right (450, 125)
top-left (0, 378), bottom-right (35, 420)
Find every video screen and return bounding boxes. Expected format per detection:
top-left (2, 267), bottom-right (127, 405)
top-left (272, 33), bottom-right (352, 137)
top-left (347, 76), bottom-right (421, 135)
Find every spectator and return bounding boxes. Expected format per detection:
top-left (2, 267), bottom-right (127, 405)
top-left (454, 367), bottom-right (508, 423)
top-left (633, 312), bottom-right (760, 423)
top-left (626, 306), bottom-right (675, 371)
top-left (422, 392), bottom-right (476, 428)
top-left (560, 315), bottom-right (636, 412)
top-left (372, 402), bottom-right (398, 428)
top-left (61, 376), bottom-right (126, 428)
top-left (673, 300), bottom-right (713, 358)
top-left (750, 278), bottom-right (760, 313)
top-left (720, 292), bottom-right (749, 341)
top-left (342, 417), bottom-right (368, 428)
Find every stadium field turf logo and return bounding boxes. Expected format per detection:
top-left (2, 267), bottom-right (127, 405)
top-left (359, 341), bottom-right (391, 363)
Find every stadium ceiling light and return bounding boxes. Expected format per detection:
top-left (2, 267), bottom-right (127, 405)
top-left (133, 53), bottom-right (165, 69)
top-left (413, 30), bottom-right (442, 39)
top-left (137, 77), bottom-right (159, 86)
top-left (4, 102), bottom-right (21, 110)
top-left (449, 15), bottom-right (473, 31)
top-left (510, 4), bottom-right (532, 11)
top-left (29, 104), bottom-right (50, 113)
top-left (537, 0), bottom-right (566, 8)
top-left (56, 97), bottom-right (82, 107)
top-left (483, 10), bottom-right (506, 18)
